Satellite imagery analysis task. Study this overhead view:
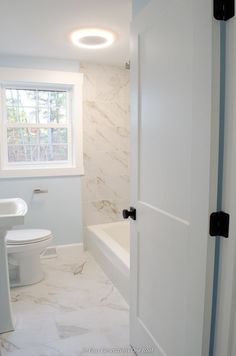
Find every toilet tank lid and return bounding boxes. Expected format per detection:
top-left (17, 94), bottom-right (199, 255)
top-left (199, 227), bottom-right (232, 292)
top-left (6, 229), bottom-right (53, 245)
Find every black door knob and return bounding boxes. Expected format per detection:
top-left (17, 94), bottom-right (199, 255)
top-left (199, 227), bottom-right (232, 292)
top-left (123, 209), bottom-right (130, 219)
top-left (122, 207), bottom-right (136, 221)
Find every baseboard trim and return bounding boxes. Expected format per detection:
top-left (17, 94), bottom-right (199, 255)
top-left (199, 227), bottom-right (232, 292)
top-left (56, 242), bottom-right (84, 250)
top-left (41, 243), bottom-right (84, 259)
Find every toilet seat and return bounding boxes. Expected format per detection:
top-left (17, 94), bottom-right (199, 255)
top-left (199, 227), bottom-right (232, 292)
top-left (7, 229), bottom-right (52, 245)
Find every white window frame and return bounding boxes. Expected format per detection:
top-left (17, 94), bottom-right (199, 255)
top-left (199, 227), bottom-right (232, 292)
top-left (0, 67), bottom-right (84, 178)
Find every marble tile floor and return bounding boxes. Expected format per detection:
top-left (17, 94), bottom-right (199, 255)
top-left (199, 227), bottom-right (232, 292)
top-left (0, 246), bottom-right (133, 356)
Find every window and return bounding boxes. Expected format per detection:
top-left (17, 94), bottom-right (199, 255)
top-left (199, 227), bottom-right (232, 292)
top-left (0, 68), bottom-right (83, 178)
top-left (6, 88), bottom-right (71, 164)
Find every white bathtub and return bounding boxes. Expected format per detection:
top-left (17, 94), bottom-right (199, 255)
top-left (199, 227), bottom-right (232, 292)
top-left (86, 221), bottom-right (130, 303)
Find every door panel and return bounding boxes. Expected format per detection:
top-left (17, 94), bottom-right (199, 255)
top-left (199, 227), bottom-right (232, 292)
top-left (130, 0), bottom-right (220, 355)
top-left (139, 5), bottom-right (191, 220)
top-left (137, 207), bottom-right (188, 355)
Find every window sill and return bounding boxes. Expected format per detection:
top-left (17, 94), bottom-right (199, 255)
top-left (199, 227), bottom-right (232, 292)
top-left (0, 166), bottom-right (84, 179)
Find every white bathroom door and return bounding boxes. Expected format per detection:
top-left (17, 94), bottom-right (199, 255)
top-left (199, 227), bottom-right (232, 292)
top-left (130, 0), bottom-right (220, 355)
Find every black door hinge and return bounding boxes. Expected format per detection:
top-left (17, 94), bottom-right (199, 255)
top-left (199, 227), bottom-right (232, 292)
top-left (210, 211), bottom-right (230, 238)
top-left (214, 0), bottom-right (235, 21)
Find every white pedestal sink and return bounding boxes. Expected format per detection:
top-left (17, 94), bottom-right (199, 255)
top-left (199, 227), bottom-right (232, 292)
top-left (0, 198), bottom-right (27, 334)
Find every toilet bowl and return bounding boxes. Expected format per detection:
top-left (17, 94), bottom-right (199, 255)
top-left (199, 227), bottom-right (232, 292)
top-left (6, 229), bottom-right (53, 287)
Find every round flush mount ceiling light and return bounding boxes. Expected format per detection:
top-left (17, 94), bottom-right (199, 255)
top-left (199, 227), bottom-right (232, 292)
top-left (71, 28), bottom-right (116, 49)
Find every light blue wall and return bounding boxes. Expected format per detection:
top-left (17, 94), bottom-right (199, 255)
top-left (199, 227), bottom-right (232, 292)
top-left (0, 54), bottom-right (80, 72)
top-left (0, 176), bottom-right (83, 245)
top-left (132, 0), bottom-right (151, 17)
top-left (0, 55), bottom-right (83, 245)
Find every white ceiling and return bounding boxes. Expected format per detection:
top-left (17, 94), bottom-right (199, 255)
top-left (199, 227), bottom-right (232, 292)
top-left (0, 0), bottom-right (132, 67)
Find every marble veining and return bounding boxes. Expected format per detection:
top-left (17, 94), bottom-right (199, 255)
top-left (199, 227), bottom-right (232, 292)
top-left (0, 246), bottom-right (131, 356)
top-left (81, 63), bottom-right (130, 226)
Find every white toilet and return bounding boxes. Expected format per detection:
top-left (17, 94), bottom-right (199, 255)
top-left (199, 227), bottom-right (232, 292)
top-left (6, 229), bottom-right (54, 287)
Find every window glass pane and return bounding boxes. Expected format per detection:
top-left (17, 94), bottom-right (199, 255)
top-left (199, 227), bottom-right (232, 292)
top-left (58, 107), bottom-right (67, 123)
top-left (50, 108), bottom-right (58, 123)
top-left (39, 144), bottom-right (68, 161)
top-left (49, 92), bottom-right (57, 107)
top-left (18, 89), bottom-right (37, 107)
top-left (39, 128), bottom-right (49, 144)
top-left (38, 91), bottom-right (49, 106)
top-left (50, 92), bottom-right (66, 108)
top-left (7, 107), bottom-right (18, 123)
top-left (53, 145), bottom-right (68, 161)
top-left (7, 128), bottom-right (38, 145)
top-left (8, 145), bottom-right (27, 162)
top-left (57, 92), bottom-right (67, 107)
top-left (39, 128), bottom-right (67, 144)
top-left (38, 94), bottom-right (67, 124)
top-left (49, 108), bottom-right (67, 124)
top-left (18, 107), bottom-right (37, 124)
top-left (39, 145), bottom-right (52, 161)
top-left (39, 108), bottom-right (50, 124)
top-left (8, 128), bottom-right (69, 163)
top-left (8, 145), bottom-right (39, 162)
top-left (52, 128), bottom-right (68, 143)
top-left (7, 128), bottom-right (15, 144)
top-left (6, 89), bottom-right (18, 106)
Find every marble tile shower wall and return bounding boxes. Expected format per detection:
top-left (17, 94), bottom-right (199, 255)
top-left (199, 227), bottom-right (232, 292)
top-left (81, 63), bottom-right (130, 226)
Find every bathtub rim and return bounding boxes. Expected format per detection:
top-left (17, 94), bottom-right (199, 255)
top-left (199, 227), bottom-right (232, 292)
top-left (87, 221), bottom-right (130, 270)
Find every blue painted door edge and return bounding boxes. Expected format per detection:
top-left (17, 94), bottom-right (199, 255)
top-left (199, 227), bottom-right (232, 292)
top-left (209, 21), bottom-right (227, 356)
